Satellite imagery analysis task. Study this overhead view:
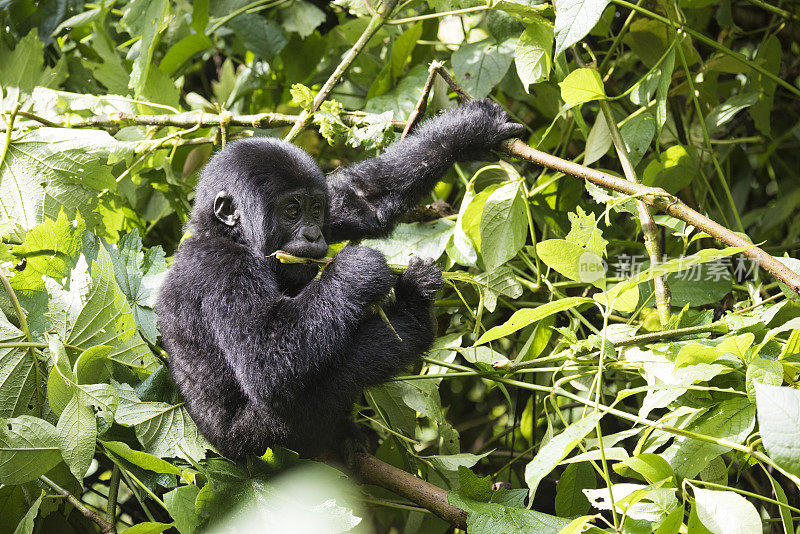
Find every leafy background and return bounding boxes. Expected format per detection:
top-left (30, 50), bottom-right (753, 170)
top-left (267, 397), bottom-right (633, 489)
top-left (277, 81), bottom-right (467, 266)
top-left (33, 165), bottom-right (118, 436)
top-left (2, 0), bottom-right (800, 533)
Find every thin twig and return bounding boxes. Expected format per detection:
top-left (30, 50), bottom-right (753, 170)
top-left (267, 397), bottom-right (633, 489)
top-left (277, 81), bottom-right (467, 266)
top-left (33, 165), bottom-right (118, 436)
top-left (284, 0), bottom-right (399, 142)
top-left (573, 47), bottom-right (671, 325)
top-left (39, 475), bottom-right (116, 533)
top-left (0, 271), bottom-right (31, 342)
top-left (106, 465), bottom-right (121, 525)
top-left (0, 102), bottom-right (21, 170)
top-left (401, 60), bottom-right (443, 140)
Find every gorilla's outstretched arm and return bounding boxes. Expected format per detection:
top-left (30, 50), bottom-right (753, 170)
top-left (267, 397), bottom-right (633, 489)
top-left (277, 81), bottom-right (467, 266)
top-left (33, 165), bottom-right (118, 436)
top-left (325, 99), bottom-right (523, 242)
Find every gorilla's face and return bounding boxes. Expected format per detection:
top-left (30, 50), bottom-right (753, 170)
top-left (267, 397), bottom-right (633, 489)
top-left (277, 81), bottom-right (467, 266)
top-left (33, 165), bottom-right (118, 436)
top-left (274, 188), bottom-right (328, 259)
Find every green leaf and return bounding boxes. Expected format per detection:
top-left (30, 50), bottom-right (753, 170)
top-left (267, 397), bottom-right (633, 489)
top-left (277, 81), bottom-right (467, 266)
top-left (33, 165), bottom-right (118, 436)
top-left (749, 35), bottom-right (780, 136)
top-left (609, 245), bottom-right (750, 297)
top-left (614, 453), bottom-right (676, 485)
top-left (0, 129), bottom-right (131, 231)
top-left (121, 0), bottom-right (169, 95)
top-left (160, 33), bottom-right (213, 77)
top-left (106, 229), bottom-right (167, 344)
top-left (656, 48), bottom-right (676, 139)
top-left (480, 182), bottom-right (528, 271)
top-left (279, 0), bottom-right (326, 38)
top-left (559, 68), bottom-right (606, 107)
top-left (67, 246), bottom-right (158, 371)
top-left (661, 397), bottom-right (755, 479)
top-left (705, 92), bottom-right (759, 134)
top-left (553, 0), bottom-right (611, 57)
top-left (524, 412), bottom-right (602, 499)
top-left (515, 21), bottom-right (554, 89)
top-left (745, 358), bottom-right (782, 403)
top-left (566, 207), bottom-right (608, 257)
top-left (554, 461), bottom-right (595, 516)
top-left (584, 113), bottom-right (612, 165)
top-left (755, 383), bottom-right (800, 478)
top-left (536, 239), bottom-right (606, 285)
top-left (693, 487), bottom-right (761, 534)
top-left (365, 63), bottom-right (429, 120)
top-left (11, 491), bottom-right (42, 534)
top-left (452, 39), bottom-right (516, 99)
top-left (163, 484), bottom-right (202, 534)
top-left (347, 111), bottom-right (395, 150)
top-left (290, 83), bottom-right (315, 110)
top-left (584, 483), bottom-right (678, 522)
top-left (0, 32), bottom-right (66, 106)
top-left (461, 183), bottom-right (501, 253)
top-left (473, 265), bottom-right (523, 313)
top-left (363, 220), bottom-right (454, 266)
top-left (475, 297), bottom-right (594, 345)
top-left (121, 522), bottom-right (175, 534)
top-left (0, 313), bottom-right (37, 419)
top-left (11, 211), bottom-right (85, 292)
top-left (674, 343), bottom-right (720, 369)
top-left (642, 144), bottom-right (696, 194)
top-left (619, 113), bottom-right (655, 167)
top-left (226, 16), bottom-right (287, 61)
top-left (56, 390), bottom-right (97, 482)
top-left (391, 23), bottom-right (423, 80)
top-left (0, 416), bottom-right (62, 485)
top-left (102, 440), bottom-right (182, 475)
top-left (448, 467), bottom-right (570, 534)
top-left (115, 383), bottom-right (209, 461)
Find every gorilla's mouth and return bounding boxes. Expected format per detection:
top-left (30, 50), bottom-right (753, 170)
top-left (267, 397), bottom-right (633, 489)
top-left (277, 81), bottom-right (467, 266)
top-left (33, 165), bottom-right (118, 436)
top-left (279, 241), bottom-right (329, 260)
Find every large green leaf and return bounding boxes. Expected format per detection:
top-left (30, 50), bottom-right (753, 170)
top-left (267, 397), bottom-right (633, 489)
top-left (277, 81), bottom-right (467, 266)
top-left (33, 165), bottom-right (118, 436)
top-left (515, 21), bottom-right (554, 89)
top-left (106, 230), bottom-right (167, 344)
top-left (449, 467), bottom-right (570, 533)
top-left (553, 0), bottom-right (611, 57)
top-left (525, 412), bottom-right (602, 498)
top-left (56, 390), bottom-right (97, 482)
top-left (452, 39), bottom-right (516, 98)
top-left (0, 416), bottom-right (62, 485)
top-left (363, 220), bottom-right (454, 266)
top-left (115, 383), bottom-right (209, 461)
top-left (0, 128), bottom-right (128, 231)
top-left (559, 68), bottom-right (606, 106)
top-left (480, 182), bottom-right (528, 271)
top-left (693, 487), bottom-right (761, 534)
top-left (475, 297), bottom-right (594, 345)
top-left (0, 312), bottom-right (38, 419)
top-left (661, 397), bottom-right (755, 479)
top-left (755, 383), bottom-right (800, 478)
top-left (10, 211), bottom-right (84, 292)
top-left (67, 246), bottom-right (158, 371)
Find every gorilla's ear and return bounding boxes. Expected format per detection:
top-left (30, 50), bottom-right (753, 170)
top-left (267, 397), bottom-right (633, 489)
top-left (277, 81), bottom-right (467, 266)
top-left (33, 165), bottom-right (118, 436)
top-left (214, 191), bottom-right (239, 226)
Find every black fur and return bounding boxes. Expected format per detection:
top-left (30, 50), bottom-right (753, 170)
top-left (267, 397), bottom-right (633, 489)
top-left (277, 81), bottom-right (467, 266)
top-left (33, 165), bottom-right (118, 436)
top-left (156, 100), bottom-right (523, 460)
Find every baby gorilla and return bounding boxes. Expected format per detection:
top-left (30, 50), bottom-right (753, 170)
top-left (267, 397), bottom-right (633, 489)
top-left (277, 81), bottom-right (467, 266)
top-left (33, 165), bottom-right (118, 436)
top-left (157, 100), bottom-right (523, 460)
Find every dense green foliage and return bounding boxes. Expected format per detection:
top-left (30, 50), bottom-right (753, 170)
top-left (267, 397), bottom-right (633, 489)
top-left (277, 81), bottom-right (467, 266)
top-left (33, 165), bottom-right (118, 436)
top-left (2, 0), bottom-right (800, 532)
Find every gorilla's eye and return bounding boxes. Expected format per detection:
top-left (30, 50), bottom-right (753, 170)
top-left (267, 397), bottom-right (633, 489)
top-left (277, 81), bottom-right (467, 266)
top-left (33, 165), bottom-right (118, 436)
top-left (284, 204), bottom-right (300, 220)
top-left (311, 202), bottom-right (323, 219)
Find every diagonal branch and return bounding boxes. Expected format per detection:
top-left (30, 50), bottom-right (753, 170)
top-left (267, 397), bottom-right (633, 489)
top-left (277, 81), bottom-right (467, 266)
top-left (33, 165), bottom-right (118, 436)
top-left (40, 475), bottom-right (116, 533)
top-left (9, 101), bottom-right (800, 296)
top-left (352, 452), bottom-right (467, 529)
top-left (573, 48), bottom-right (671, 325)
top-left (283, 0), bottom-right (399, 142)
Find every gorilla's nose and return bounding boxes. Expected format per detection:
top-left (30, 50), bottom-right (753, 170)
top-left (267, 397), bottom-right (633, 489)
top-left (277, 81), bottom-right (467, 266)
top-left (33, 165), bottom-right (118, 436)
top-left (301, 226), bottom-right (322, 243)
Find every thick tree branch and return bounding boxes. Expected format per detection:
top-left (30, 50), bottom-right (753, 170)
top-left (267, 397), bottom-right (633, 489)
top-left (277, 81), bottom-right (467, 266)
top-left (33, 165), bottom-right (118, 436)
top-left (352, 452), bottom-right (468, 530)
top-left (10, 97), bottom-right (800, 296)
